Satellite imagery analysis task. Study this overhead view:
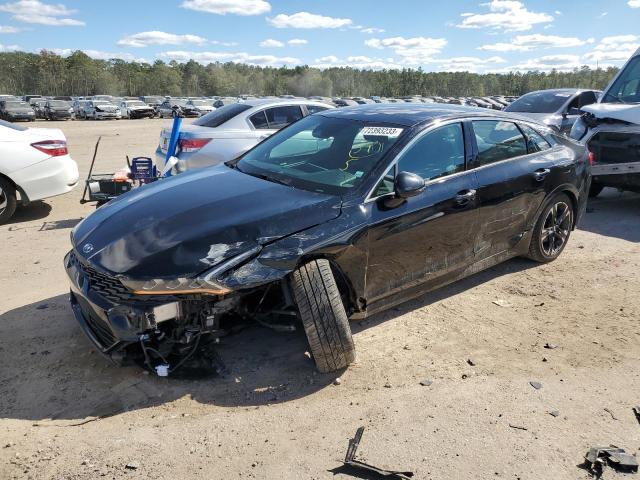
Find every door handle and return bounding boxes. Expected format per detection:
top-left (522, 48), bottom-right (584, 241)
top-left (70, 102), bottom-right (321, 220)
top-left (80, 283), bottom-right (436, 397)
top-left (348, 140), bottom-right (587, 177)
top-left (533, 168), bottom-right (551, 181)
top-left (455, 189), bottom-right (476, 205)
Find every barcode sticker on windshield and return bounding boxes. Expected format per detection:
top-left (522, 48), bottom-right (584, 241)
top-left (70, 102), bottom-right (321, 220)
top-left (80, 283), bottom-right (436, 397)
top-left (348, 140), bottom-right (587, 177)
top-left (362, 127), bottom-right (404, 137)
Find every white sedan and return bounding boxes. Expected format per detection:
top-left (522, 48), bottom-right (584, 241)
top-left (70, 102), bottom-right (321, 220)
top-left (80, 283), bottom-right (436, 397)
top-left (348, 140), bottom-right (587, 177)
top-left (0, 120), bottom-right (79, 224)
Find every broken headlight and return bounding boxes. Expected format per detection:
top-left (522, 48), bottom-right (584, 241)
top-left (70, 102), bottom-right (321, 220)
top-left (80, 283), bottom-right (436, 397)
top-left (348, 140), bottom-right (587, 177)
top-left (119, 246), bottom-right (261, 296)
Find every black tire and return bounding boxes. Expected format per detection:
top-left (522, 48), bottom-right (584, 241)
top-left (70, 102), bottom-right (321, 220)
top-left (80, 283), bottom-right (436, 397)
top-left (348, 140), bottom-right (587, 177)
top-left (291, 259), bottom-right (356, 373)
top-left (528, 193), bottom-right (574, 263)
top-left (0, 177), bottom-right (17, 225)
top-left (589, 183), bottom-right (604, 198)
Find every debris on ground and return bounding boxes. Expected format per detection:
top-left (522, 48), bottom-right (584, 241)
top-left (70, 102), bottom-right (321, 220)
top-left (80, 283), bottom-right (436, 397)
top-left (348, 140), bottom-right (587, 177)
top-left (492, 299), bottom-right (512, 308)
top-left (508, 423), bottom-right (528, 431)
top-left (529, 381), bottom-right (543, 390)
top-left (124, 462), bottom-right (140, 470)
top-left (419, 379), bottom-right (433, 387)
top-left (603, 408), bottom-right (618, 421)
top-left (549, 411), bottom-right (560, 417)
top-left (544, 343), bottom-right (558, 349)
top-left (584, 446), bottom-right (638, 478)
top-left (466, 358), bottom-right (476, 366)
top-left (633, 406), bottom-right (640, 424)
top-left (335, 426), bottom-right (414, 479)
top-left (333, 377), bottom-right (342, 386)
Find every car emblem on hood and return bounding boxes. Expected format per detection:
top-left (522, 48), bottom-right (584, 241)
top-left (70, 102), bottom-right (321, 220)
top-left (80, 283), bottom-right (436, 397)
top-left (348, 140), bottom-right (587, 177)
top-left (82, 243), bottom-right (94, 254)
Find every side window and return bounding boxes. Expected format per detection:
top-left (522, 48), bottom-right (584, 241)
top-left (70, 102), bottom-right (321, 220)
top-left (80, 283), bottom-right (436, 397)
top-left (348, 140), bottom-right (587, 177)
top-left (372, 165), bottom-right (396, 197)
top-left (249, 110), bottom-right (269, 129)
top-left (578, 91), bottom-right (597, 108)
top-left (264, 105), bottom-right (303, 129)
top-left (520, 125), bottom-right (551, 153)
top-left (472, 120), bottom-right (527, 166)
top-left (397, 123), bottom-right (465, 181)
top-left (306, 105), bottom-right (329, 115)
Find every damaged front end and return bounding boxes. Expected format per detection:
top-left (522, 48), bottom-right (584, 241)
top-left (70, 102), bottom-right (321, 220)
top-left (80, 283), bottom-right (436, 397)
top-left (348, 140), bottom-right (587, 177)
top-left (64, 244), bottom-right (296, 376)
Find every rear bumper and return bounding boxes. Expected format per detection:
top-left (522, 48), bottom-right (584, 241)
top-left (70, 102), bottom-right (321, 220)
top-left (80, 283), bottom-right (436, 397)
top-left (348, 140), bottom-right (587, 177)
top-left (11, 154), bottom-right (79, 202)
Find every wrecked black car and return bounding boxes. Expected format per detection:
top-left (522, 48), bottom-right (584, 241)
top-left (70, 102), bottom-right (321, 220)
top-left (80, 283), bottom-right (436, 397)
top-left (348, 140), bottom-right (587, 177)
top-left (65, 104), bottom-right (589, 375)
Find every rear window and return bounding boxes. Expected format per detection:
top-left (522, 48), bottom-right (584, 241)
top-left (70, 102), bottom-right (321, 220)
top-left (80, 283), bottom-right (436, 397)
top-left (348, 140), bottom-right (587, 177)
top-left (193, 103), bottom-right (251, 128)
top-left (0, 119), bottom-right (27, 131)
top-left (505, 91), bottom-right (573, 114)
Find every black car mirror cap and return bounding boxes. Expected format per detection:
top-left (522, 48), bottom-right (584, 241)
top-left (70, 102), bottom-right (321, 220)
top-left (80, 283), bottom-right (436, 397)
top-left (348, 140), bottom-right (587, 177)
top-left (395, 171), bottom-right (426, 198)
top-left (383, 171), bottom-right (426, 209)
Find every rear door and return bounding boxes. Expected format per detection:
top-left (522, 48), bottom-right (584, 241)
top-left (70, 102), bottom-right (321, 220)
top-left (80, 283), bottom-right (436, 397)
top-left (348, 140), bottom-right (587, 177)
top-left (364, 122), bottom-right (480, 301)
top-left (470, 119), bottom-right (557, 258)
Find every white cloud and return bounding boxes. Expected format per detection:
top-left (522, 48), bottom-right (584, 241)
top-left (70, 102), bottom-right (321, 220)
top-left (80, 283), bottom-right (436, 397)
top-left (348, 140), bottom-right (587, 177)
top-left (48, 48), bottom-right (149, 63)
top-left (0, 25), bottom-right (20, 33)
top-left (493, 54), bottom-right (583, 73)
top-left (479, 34), bottom-right (589, 52)
top-left (437, 56), bottom-right (506, 72)
top-left (180, 0), bottom-right (270, 15)
top-left (360, 27), bottom-right (385, 34)
top-left (0, 42), bottom-right (19, 51)
top-left (259, 38), bottom-right (284, 48)
top-left (365, 36), bottom-right (447, 64)
top-left (0, 0), bottom-right (84, 26)
top-left (312, 54), bottom-right (401, 70)
top-left (629, 0), bottom-right (640, 7)
top-left (457, 0), bottom-right (553, 32)
top-left (268, 12), bottom-right (352, 29)
top-left (287, 38), bottom-right (307, 45)
top-left (583, 35), bottom-right (640, 63)
top-left (159, 50), bottom-right (300, 66)
top-left (118, 31), bottom-right (208, 48)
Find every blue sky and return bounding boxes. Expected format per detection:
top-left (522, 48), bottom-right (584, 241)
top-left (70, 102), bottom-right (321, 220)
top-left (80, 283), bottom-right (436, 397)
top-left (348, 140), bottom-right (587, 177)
top-left (0, 0), bottom-right (639, 72)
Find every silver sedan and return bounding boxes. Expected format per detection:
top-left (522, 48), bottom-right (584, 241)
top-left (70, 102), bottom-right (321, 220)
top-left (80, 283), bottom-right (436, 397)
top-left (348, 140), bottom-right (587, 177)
top-left (155, 99), bottom-right (334, 173)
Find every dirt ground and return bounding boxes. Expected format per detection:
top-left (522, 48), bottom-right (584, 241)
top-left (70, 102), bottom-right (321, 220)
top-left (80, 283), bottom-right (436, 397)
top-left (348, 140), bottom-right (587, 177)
top-left (1, 118), bottom-right (639, 480)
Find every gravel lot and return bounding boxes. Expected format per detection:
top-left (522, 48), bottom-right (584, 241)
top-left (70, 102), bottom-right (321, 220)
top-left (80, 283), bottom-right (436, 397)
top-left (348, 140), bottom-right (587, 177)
top-left (1, 118), bottom-right (639, 480)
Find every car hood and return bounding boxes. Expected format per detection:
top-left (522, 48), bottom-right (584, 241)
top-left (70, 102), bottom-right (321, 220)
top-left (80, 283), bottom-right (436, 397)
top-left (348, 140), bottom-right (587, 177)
top-left (72, 165), bottom-right (342, 278)
top-left (6, 106), bottom-right (33, 113)
top-left (582, 103), bottom-right (640, 125)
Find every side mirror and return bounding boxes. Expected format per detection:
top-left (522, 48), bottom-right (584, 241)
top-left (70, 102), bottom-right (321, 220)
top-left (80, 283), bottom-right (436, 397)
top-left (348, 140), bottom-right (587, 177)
top-left (383, 171), bottom-right (425, 208)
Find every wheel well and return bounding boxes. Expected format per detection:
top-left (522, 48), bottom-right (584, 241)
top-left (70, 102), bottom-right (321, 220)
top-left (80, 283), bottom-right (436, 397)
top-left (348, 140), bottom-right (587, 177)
top-left (297, 255), bottom-right (358, 314)
top-left (561, 189), bottom-right (579, 229)
top-left (0, 173), bottom-right (27, 204)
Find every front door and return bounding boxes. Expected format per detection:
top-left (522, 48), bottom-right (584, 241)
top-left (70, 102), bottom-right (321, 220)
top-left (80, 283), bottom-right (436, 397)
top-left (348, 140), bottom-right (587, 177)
top-left (365, 122), bottom-right (480, 301)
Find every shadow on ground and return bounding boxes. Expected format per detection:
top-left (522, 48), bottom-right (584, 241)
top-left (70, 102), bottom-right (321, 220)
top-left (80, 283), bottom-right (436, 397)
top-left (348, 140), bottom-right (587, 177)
top-left (4, 201), bottom-right (52, 225)
top-left (580, 188), bottom-right (640, 243)
top-left (0, 257), bottom-right (535, 422)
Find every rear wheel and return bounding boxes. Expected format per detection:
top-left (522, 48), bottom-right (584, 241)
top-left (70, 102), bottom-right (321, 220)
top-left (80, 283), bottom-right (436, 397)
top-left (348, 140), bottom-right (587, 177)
top-left (0, 177), bottom-right (17, 225)
top-left (290, 259), bottom-right (356, 373)
top-left (528, 193), bottom-right (574, 263)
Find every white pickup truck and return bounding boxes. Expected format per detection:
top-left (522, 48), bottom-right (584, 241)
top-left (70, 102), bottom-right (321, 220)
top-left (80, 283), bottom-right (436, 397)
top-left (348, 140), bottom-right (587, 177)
top-left (570, 47), bottom-right (640, 197)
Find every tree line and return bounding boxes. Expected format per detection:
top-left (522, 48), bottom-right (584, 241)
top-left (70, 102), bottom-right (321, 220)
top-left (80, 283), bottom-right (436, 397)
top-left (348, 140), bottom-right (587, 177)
top-left (0, 49), bottom-right (620, 99)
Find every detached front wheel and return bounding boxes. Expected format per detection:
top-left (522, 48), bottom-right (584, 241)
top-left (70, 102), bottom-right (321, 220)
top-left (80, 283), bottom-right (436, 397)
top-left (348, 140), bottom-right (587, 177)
top-left (291, 259), bottom-right (356, 373)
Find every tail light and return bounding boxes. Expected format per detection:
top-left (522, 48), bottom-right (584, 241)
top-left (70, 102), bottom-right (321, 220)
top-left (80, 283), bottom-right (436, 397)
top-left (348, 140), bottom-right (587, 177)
top-left (588, 151), bottom-right (595, 166)
top-left (31, 140), bottom-right (68, 157)
top-left (179, 138), bottom-right (210, 153)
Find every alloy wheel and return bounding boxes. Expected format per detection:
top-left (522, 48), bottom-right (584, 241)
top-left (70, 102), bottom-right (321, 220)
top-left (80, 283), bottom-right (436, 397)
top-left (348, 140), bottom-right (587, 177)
top-left (0, 185), bottom-right (7, 214)
top-left (540, 201), bottom-right (572, 257)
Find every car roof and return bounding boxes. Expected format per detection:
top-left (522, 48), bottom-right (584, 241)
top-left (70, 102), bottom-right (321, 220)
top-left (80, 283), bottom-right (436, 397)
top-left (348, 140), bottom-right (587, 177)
top-left (318, 103), bottom-right (530, 127)
top-left (241, 98), bottom-right (332, 108)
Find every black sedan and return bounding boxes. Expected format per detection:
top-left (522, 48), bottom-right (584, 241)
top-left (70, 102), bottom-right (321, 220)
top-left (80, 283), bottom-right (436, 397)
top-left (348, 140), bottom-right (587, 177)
top-left (44, 100), bottom-right (74, 120)
top-left (65, 104), bottom-right (590, 375)
top-left (0, 99), bottom-right (35, 122)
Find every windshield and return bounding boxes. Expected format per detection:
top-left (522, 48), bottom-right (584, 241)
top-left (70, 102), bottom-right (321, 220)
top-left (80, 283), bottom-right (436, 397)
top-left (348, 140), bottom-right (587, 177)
top-left (189, 100), bottom-right (207, 106)
top-left (49, 100), bottom-right (70, 107)
top-left (602, 56), bottom-right (640, 104)
top-left (127, 101), bottom-right (146, 106)
top-left (5, 101), bottom-right (28, 108)
top-left (505, 91), bottom-right (573, 113)
top-left (94, 101), bottom-right (109, 105)
top-left (236, 115), bottom-right (404, 196)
